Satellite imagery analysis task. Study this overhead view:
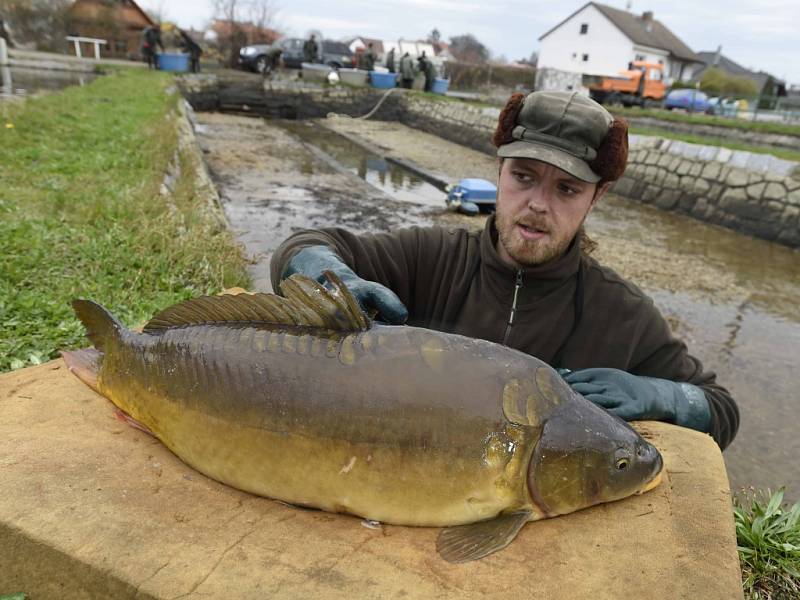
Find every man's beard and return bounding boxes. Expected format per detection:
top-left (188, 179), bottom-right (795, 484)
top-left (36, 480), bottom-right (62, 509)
top-left (496, 210), bottom-right (580, 266)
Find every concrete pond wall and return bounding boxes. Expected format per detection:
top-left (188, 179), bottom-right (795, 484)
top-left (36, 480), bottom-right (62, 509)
top-left (178, 74), bottom-right (800, 249)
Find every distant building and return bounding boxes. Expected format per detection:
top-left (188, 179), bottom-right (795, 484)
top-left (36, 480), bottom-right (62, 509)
top-left (537, 2), bottom-right (701, 83)
top-left (67, 0), bottom-right (154, 59)
top-left (383, 39), bottom-right (437, 62)
top-left (345, 37), bottom-right (384, 58)
top-left (693, 48), bottom-right (786, 98)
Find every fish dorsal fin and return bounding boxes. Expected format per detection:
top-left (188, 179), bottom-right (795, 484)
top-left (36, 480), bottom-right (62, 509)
top-left (142, 271), bottom-right (370, 333)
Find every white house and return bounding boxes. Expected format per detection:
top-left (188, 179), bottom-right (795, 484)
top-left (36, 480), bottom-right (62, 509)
top-left (537, 2), bottom-right (702, 84)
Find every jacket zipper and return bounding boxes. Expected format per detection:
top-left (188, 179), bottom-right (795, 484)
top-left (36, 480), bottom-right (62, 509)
top-left (502, 270), bottom-right (524, 345)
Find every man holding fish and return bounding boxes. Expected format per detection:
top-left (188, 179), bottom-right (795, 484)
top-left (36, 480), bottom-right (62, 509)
top-left (271, 90), bottom-right (739, 451)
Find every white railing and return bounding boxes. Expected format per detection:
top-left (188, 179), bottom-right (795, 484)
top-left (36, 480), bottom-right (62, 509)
top-left (66, 36), bottom-right (107, 60)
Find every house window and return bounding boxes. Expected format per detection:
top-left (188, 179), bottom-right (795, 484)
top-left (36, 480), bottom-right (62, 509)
top-left (635, 54), bottom-right (645, 61)
top-left (580, 23), bottom-right (588, 34)
top-left (582, 54), bottom-right (589, 62)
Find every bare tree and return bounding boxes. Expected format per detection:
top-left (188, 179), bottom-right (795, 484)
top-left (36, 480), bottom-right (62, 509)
top-left (211, 0), bottom-right (280, 66)
top-left (146, 0), bottom-right (170, 25)
top-left (248, 0), bottom-right (279, 38)
top-left (449, 33), bottom-right (490, 64)
top-left (212, 0), bottom-right (243, 67)
top-left (3, 0), bottom-right (71, 52)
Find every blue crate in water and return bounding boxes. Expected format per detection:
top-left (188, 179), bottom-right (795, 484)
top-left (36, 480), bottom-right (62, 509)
top-left (370, 71), bottom-right (398, 89)
top-left (431, 78), bottom-right (450, 95)
top-left (157, 53), bottom-right (189, 73)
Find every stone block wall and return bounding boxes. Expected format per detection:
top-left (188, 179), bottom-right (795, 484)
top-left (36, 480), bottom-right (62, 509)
top-left (401, 95), bottom-right (499, 155)
top-left (615, 136), bottom-right (800, 247)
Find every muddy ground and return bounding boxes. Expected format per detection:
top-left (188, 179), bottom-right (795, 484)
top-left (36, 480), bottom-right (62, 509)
top-left (195, 111), bottom-right (800, 500)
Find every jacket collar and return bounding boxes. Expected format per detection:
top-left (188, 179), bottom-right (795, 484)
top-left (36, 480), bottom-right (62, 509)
top-left (479, 215), bottom-right (582, 303)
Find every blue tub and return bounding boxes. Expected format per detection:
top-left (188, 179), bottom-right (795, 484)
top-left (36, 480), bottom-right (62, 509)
top-left (157, 53), bottom-right (189, 73)
top-left (370, 71), bottom-right (397, 89)
top-left (447, 178), bottom-right (497, 215)
top-left (431, 78), bottom-right (450, 95)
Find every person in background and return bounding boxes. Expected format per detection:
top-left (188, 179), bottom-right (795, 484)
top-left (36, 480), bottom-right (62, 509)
top-left (179, 29), bottom-right (203, 73)
top-left (263, 45), bottom-right (283, 76)
top-left (417, 51), bottom-right (435, 92)
top-left (303, 34), bottom-right (318, 64)
top-left (399, 51), bottom-right (415, 89)
top-left (363, 42), bottom-right (377, 72)
top-left (423, 54), bottom-right (436, 92)
top-left (385, 47), bottom-right (396, 73)
top-left (269, 90), bottom-right (739, 452)
top-left (141, 25), bottom-right (164, 69)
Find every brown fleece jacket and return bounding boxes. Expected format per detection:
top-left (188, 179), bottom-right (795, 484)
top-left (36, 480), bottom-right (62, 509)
top-left (270, 217), bottom-right (739, 450)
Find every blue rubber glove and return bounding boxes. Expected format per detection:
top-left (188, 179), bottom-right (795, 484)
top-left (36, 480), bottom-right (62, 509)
top-left (283, 246), bottom-right (408, 325)
top-left (561, 368), bottom-right (711, 432)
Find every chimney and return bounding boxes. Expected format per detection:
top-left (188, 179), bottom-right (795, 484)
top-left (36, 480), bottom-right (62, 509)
top-left (713, 45), bottom-right (722, 66)
top-left (642, 11), bottom-right (654, 32)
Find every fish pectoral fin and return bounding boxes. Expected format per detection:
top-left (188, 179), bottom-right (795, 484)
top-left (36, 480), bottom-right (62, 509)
top-left (436, 510), bottom-right (532, 563)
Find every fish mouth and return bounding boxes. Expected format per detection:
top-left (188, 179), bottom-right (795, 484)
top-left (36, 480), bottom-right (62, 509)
top-left (636, 453), bottom-right (664, 495)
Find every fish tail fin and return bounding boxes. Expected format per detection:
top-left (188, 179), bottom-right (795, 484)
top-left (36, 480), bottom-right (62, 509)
top-left (64, 300), bottom-right (128, 391)
top-left (71, 299), bottom-right (127, 351)
top-left (61, 348), bottom-right (103, 393)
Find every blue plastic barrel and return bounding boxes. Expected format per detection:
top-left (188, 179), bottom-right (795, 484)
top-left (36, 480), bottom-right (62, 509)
top-left (370, 71), bottom-right (398, 89)
top-left (431, 78), bottom-right (450, 95)
top-left (157, 53), bottom-right (190, 73)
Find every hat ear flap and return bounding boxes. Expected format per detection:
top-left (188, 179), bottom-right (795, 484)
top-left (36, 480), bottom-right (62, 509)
top-left (492, 92), bottom-right (525, 148)
top-left (590, 117), bottom-right (629, 182)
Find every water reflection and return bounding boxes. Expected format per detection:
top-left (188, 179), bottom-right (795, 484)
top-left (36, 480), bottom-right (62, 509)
top-left (1, 67), bottom-right (97, 98)
top-left (281, 121), bottom-right (445, 207)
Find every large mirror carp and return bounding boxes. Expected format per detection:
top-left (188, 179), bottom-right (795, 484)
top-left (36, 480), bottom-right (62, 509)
top-left (63, 271), bottom-right (663, 562)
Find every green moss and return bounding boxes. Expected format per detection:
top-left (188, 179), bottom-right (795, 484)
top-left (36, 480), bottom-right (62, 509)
top-left (0, 69), bottom-right (249, 372)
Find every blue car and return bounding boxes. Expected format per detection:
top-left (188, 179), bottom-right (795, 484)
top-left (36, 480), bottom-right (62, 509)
top-left (664, 89), bottom-right (710, 112)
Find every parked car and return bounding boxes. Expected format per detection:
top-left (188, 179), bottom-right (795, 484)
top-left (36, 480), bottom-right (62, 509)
top-left (238, 43), bottom-right (281, 74)
top-left (706, 96), bottom-right (740, 117)
top-left (239, 38), bottom-right (355, 72)
top-left (664, 89), bottom-right (710, 112)
top-left (276, 38), bottom-right (355, 69)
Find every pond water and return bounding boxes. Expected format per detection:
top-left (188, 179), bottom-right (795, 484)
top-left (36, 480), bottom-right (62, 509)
top-left (1, 67), bottom-right (98, 97)
top-left (279, 120), bottom-right (445, 207)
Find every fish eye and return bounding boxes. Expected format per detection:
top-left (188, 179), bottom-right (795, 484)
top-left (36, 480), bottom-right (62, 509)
top-left (615, 458), bottom-right (630, 470)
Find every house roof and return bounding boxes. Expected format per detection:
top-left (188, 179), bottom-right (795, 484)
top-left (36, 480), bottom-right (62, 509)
top-left (693, 50), bottom-right (784, 91)
top-left (539, 2), bottom-right (701, 63)
top-left (68, 0), bottom-right (155, 28)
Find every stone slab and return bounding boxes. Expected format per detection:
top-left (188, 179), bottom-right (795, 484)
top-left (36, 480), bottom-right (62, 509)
top-left (0, 361), bottom-right (743, 600)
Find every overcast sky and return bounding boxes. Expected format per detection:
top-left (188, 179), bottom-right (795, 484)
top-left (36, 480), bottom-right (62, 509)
top-left (138, 0), bottom-right (800, 85)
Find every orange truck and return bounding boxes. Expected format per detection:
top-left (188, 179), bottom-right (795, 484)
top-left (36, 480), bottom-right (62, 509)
top-left (587, 61), bottom-right (666, 108)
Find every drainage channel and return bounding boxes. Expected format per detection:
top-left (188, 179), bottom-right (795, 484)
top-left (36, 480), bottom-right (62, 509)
top-left (278, 119), bottom-right (448, 208)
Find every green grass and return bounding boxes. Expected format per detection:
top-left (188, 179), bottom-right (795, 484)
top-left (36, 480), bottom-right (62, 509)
top-left (630, 126), bottom-right (800, 163)
top-left (735, 489), bottom-right (800, 599)
top-left (0, 69), bottom-right (249, 372)
top-left (610, 106), bottom-right (800, 137)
